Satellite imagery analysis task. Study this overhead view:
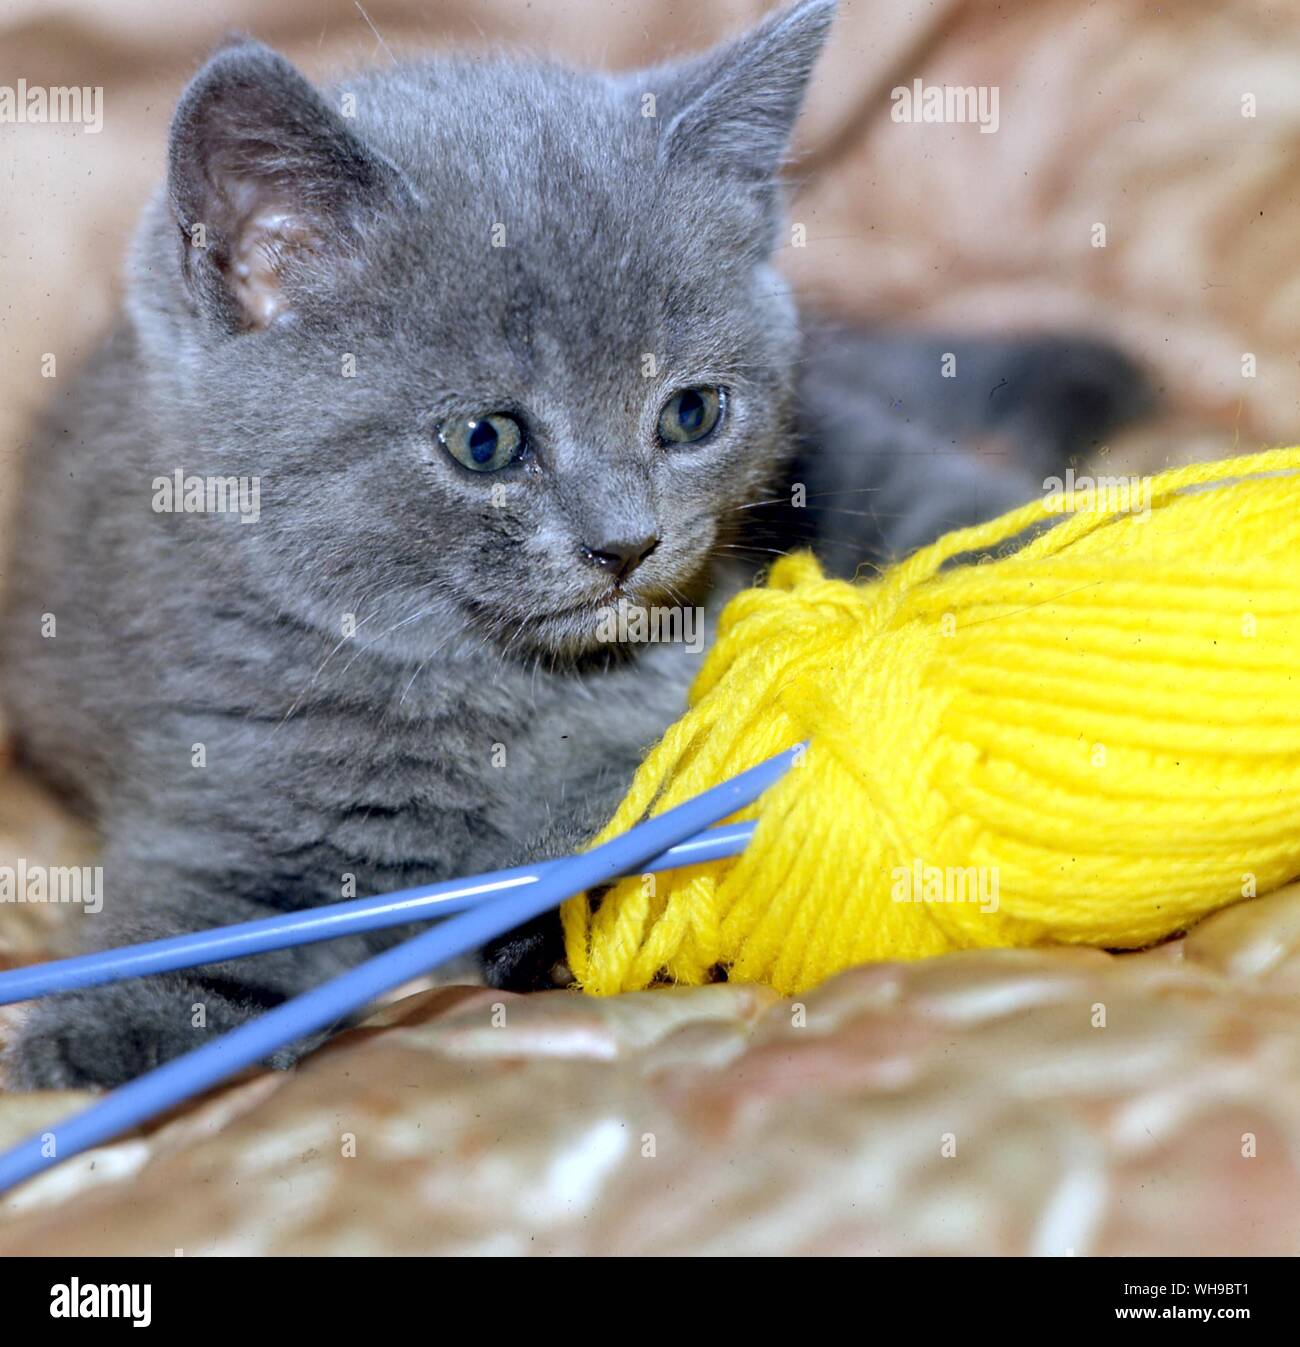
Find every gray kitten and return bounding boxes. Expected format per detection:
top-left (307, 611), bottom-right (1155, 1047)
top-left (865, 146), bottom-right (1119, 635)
top-left (1, 0), bottom-right (1143, 1088)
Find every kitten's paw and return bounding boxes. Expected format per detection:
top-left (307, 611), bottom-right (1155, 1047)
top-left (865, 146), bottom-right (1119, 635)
top-left (4, 975), bottom-right (298, 1090)
top-left (481, 911), bottom-right (569, 992)
top-left (480, 795), bottom-right (623, 992)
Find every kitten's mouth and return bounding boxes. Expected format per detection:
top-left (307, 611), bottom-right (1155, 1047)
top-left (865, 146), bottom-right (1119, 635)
top-left (458, 585), bottom-right (645, 659)
top-left (460, 562), bottom-right (706, 659)
top-left (546, 587), bottom-right (626, 620)
top-left (546, 575), bottom-right (691, 626)
top-left (522, 582), bottom-right (688, 659)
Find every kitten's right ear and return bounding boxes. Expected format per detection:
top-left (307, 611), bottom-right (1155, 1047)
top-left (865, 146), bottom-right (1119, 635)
top-left (167, 39), bottom-right (413, 332)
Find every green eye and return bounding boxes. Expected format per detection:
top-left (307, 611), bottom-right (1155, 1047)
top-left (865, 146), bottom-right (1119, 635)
top-left (438, 413), bottom-right (524, 472)
top-left (657, 386), bottom-right (725, 446)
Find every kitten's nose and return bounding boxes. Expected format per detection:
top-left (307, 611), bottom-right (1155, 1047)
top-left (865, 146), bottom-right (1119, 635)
top-left (580, 534), bottom-right (660, 582)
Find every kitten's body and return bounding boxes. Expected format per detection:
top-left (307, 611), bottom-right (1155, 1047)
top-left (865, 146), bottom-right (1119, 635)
top-left (1, 3), bottom-right (1144, 1087)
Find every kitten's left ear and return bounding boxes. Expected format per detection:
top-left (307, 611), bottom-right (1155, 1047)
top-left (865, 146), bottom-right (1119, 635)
top-left (654, 0), bottom-right (836, 187)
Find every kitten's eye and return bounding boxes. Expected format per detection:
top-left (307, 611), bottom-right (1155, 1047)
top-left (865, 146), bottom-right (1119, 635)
top-left (438, 413), bottom-right (524, 472)
top-left (657, 386), bottom-right (725, 446)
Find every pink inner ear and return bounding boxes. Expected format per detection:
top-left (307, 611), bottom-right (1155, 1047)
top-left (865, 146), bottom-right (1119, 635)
top-left (223, 179), bottom-right (318, 330)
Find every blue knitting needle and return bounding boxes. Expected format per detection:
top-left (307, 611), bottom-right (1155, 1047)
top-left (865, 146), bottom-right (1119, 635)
top-left (0, 820), bottom-right (756, 1006)
top-left (0, 747), bottom-right (795, 1194)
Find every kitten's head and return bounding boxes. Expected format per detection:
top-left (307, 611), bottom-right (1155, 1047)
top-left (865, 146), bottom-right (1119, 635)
top-left (132, 0), bottom-right (835, 660)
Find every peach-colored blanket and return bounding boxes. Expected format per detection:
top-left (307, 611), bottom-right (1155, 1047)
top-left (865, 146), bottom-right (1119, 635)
top-left (3, 0), bottom-right (1300, 1254)
top-left (4, 881), bottom-right (1300, 1254)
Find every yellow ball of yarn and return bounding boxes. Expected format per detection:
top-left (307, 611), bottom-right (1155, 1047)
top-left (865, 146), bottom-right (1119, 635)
top-left (563, 447), bottom-right (1300, 996)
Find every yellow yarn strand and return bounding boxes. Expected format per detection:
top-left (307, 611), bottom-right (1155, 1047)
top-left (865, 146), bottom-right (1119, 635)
top-left (563, 447), bottom-right (1300, 996)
